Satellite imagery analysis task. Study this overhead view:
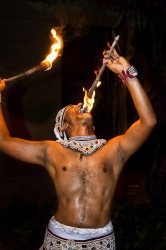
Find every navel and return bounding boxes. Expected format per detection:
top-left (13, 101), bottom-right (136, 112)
top-left (63, 166), bottom-right (67, 171)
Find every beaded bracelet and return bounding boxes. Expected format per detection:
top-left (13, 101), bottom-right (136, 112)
top-left (118, 66), bottom-right (138, 85)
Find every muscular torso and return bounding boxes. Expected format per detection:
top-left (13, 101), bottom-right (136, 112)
top-left (44, 140), bottom-right (123, 228)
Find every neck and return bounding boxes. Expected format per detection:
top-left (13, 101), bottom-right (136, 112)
top-left (66, 125), bottom-right (95, 138)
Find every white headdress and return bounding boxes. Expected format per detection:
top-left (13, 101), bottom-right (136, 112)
top-left (54, 106), bottom-right (68, 141)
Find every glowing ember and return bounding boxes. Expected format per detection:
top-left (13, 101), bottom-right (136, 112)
top-left (43, 28), bottom-right (63, 70)
top-left (94, 70), bottom-right (102, 88)
top-left (96, 81), bottom-right (101, 88)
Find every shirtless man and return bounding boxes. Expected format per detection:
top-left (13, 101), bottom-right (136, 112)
top-left (0, 49), bottom-right (157, 249)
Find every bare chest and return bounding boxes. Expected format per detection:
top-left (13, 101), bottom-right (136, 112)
top-left (55, 152), bottom-right (113, 186)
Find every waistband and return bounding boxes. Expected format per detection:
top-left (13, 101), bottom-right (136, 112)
top-left (48, 216), bottom-right (114, 240)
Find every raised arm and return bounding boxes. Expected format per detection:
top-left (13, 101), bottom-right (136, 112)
top-left (103, 49), bottom-right (157, 162)
top-left (0, 80), bottom-right (46, 166)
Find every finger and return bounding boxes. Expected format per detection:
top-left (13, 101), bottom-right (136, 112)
top-left (103, 49), bottom-right (107, 56)
top-left (113, 48), bottom-right (120, 60)
top-left (103, 50), bottom-right (115, 62)
top-left (109, 54), bottom-right (115, 62)
top-left (110, 51), bottom-right (117, 61)
top-left (1, 79), bottom-right (6, 85)
top-left (103, 50), bottom-right (110, 59)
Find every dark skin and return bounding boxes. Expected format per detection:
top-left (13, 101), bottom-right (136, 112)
top-left (0, 49), bottom-right (157, 228)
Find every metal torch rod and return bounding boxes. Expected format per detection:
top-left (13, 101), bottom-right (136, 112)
top-left (5, 60), bottom-right (51, 83)
top-left (87, 35), bottom-right (120, 98)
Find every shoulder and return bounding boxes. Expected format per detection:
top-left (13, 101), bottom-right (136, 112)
top-left (106, 135), bottom-right (122, 148)
top-left (42, 140), bottom-right (64, 166)
top-left (43, 140), bottom-right (62, 151)
top-left (35, 140), bottom-right (61, 159)
top-left (104, 135), bottom-right (125, 161)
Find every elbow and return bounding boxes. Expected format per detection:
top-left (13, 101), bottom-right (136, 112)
top-left (153, 116), bottom-right (157, 128)
top-left (146, 113), bottom-right (157, 131)
top-left (151, 112), bottom-right (157, 127)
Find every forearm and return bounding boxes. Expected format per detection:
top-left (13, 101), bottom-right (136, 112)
top-left (104, 49), bottom-right (157, 127)
top-left (104, 50), bottom-right (157, 159)
top-left (125, 77), bottom-right (157, 127)
top-left (0, 95), bottom-right (46, 165)
top-left (0, 94), bottom-right (10, 139)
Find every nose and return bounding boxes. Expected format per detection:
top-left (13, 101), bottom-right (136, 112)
top-left (77, 103), bottom-right (83, 109)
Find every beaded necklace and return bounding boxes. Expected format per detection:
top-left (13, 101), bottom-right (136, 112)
top-left (60, 135), bottom-right (107, 156)
top-left (69, 135), bottom-right (97, 141)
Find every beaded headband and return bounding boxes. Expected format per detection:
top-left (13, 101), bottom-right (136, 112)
top-left (54, 106), bottom-right (67, 141)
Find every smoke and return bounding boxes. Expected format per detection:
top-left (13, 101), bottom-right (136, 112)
top-left (53, 3), bottom-right (91, 42)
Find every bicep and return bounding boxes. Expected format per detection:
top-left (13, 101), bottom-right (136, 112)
top-left (0, 137), bottom-right (46, 166)
top-left (119, 119), bottom-right (153, 161)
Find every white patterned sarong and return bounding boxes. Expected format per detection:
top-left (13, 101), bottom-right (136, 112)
top-left (39, 217), bottom-right (116, 249)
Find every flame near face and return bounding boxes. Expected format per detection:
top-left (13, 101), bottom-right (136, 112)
top-left (82, 87), bottom-right (95, 113)
top-left (82, 80), bottom-right (101, 113)
top-left (43, 28), bottom-right (63, 70)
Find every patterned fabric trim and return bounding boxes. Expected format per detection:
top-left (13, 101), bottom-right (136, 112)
top-left (40, 227), bottom-right (116, 250)
top-left (60, 139), bottom-right (107, 155)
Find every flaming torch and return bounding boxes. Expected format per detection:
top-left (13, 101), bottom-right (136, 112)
top-left (80, 35), bottom-right (120, 113)
top-left (5, 29), bottom-right (63, 83)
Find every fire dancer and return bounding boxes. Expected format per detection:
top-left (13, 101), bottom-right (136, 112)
top-left (0, 48), bottom-right (157, 250)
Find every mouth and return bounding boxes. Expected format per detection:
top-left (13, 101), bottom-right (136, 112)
top-left (77, 103), bottom-right (88, 114)
top-left (79, 107), bottom-right (88, 113)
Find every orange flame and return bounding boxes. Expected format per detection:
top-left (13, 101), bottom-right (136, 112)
top-left (82, 68), bottom-right (101, 112)
top-left (82, 80), bottom-right (101, 112)
top-left (43, 28), bottom-right (63, 70)
top-left (82, 87), bottom-right (95, 112)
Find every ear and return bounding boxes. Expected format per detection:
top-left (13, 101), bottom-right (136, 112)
top-left (60, 123), bottom-right (69, 132)
top-left (93, 126), bottom-right (95, 131)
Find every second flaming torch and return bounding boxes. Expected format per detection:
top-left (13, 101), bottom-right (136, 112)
top-left (4, 28), bottom-right (63, 83)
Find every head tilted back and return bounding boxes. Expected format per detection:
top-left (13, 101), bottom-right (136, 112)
top-left (54, 106), bottom-right (68, 141)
